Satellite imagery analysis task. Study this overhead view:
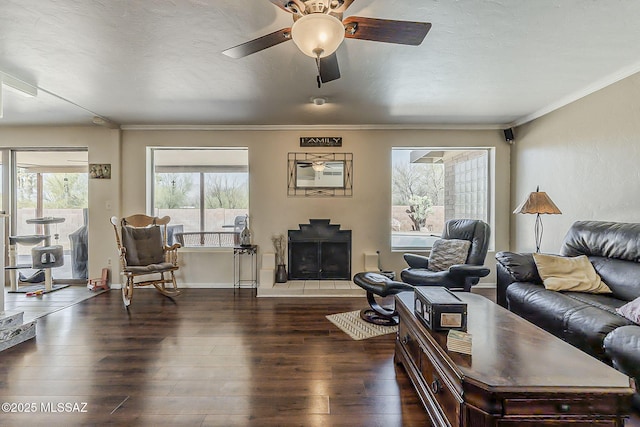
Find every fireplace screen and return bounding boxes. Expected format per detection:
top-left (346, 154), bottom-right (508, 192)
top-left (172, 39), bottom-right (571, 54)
top-left (288, 219), bottom-right (351, 280)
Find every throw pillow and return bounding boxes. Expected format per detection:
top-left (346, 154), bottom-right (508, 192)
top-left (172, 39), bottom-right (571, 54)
top-left (427, 239), bottom-right (471, 272)
top-left (121, 225), bottom-right (165, 266)
top-left (532, 253), bottom-right (612, 293)
top-left (616, 296), bottom-right (640, 324)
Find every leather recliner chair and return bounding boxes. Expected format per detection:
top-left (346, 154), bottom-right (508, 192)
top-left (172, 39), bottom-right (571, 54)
top-left (401, 218), bottom-right (491, 292)
top-left (353, 219), bottom-right (490, 326)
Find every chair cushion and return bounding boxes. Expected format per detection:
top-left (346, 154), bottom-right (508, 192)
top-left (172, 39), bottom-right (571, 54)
top-left (428, 239), bottom-right (471, 272)
top-left (353, 272), bottom-right (413, 297)
top-left (121, 225), bottom-right (165, 266)
top-left (125, 262), bottom-right (176, 274)
top-left (532, 253), bottom-right (612, 294)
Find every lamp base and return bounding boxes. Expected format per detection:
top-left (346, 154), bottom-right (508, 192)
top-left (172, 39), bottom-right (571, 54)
top-left (534, 213), bottom-right (543, 253)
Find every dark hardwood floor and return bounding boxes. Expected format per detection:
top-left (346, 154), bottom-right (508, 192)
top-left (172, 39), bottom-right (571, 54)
top-left (0, 289), bottom-right (429, 426)
top-left (1, 288), bottom-right (638, 426)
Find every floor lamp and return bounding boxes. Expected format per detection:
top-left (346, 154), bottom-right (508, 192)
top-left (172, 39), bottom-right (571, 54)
top-left (513, 186), bottom-right (562, 252)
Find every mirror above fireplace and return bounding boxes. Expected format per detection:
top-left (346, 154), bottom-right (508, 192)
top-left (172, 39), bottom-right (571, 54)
top-left (288, 152), bottom-right (353, 197)
top-left (295, 160), bottom-right (344, 188)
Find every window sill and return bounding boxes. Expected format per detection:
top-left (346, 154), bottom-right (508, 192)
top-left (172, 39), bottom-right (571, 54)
top-left (178, 247), bottom-right (233, 253)
top-left (392, 248), bottom-right (431, 253)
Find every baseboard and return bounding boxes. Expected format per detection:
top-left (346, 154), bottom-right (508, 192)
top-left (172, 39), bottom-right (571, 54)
top-left (473, 283), bottom-right (496, 289)
top-left (110, 282), bottom-right (236, 289)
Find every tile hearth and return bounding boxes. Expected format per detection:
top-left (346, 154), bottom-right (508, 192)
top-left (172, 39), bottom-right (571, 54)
top-left (258, 280), bottom-right (365, 297)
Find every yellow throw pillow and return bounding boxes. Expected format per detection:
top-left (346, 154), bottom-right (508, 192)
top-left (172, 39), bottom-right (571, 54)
top-left (532, 253), bottom-right (612, 293)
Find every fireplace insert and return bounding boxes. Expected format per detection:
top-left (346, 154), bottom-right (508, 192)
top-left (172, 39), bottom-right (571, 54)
top-left (288, 219), bottom-right (351, 280)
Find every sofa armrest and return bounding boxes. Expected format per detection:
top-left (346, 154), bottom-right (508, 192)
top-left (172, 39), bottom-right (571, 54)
top-left (603, 325), bottom-right (640, 411)
top-left (495, 251), bottom-right (541, 282)
top-left (404, 253), bottom-right (430, 269)
top-left (495, 251), bottom-right (542, 308)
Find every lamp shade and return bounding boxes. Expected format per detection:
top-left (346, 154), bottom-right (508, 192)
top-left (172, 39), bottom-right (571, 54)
top-left (291, 13), bottom-right (345, 58)
top-left (513, 190), bottom-right (562, 215)
top-left (311, 161), bottom-right (325, 172)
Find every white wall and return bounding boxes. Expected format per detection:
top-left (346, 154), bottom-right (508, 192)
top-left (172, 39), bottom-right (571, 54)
top-left (511, 71), bottom-right (640, 253)
top-left (0, 126), bottom-right (511, 289)
top-left (123, 128), bottom-right (511, 287)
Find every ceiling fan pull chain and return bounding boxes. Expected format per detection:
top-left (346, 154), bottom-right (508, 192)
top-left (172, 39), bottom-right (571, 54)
top-left (314, 49), bottom-right (323, 88)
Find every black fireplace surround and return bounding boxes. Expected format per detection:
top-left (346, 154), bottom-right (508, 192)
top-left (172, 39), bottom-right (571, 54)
top-left (288, 219), bottom-right (351, 280)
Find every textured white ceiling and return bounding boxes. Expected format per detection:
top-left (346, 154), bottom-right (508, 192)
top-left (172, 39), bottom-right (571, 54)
top-left (1, 0), bottom-right (640, 128)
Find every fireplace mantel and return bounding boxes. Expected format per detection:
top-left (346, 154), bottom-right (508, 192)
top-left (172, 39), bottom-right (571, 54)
top-left (288, 219), bottom-right (351, 280)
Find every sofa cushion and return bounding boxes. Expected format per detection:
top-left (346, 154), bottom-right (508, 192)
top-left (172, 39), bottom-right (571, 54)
top-left (533, 253), bottom-right (612, 294)
top-left (561, 221), bottom-right (640, 262)
top-left (427, 239), bottom-right (470, 272)
top-left (561, 292), bottom-right (634, 360)
top-left (616, 296), bottom-right (640, 324)
top-left (506, 282), bottom-right (631, 360)
top-left (590, 256), bottom-right (640, 302)
top-left (560, 221), bottom-right (640, 298)
top-left (506, 282), bottom-right (578, 339)
top-left (563, 292), bottom-right (629, 315)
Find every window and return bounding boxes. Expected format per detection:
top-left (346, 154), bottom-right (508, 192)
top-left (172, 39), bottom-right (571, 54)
top-left (391, 148), bottom-right (490, 251)
top-left (149, 148), bottom-right (249, 247)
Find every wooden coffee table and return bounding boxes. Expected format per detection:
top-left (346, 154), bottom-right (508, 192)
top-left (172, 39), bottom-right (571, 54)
top-left (394, 291), bottom-right (634, 426)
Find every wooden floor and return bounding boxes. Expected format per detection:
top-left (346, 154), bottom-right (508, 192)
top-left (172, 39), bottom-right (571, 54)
top-left (2, 288), bottom-right (638, 426)
top-left (3, 285), bottom-right (107, 322)
top-left (0, 289), bottom-right (429, 426)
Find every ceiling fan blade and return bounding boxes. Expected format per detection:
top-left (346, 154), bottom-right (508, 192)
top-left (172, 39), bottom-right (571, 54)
top-left (330, 0), bottom-right (356, 14)
top-left (319, 53), bottom-right (341, 83)
top-left (343, 16), bottom-right (431, 45)
top-left (268, 0), bottom-right (305, 14)
top-left (222, 28), bottom-right (292, 59)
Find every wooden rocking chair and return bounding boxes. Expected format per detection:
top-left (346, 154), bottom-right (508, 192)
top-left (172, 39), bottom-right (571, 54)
top-left (110, 214), bottom-right (181, 307)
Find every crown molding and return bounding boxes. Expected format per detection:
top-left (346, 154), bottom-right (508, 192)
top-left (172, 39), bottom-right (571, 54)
top-left (510, 60), bottom-right (640, 128)
top-left (120, 123), bottom-right (505, 131)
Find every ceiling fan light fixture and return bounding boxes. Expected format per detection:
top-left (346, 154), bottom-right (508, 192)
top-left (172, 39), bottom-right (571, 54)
top-left (291, 13), bottom-right (345, 58)
top-left (311, 161), bottom-right (326, 172)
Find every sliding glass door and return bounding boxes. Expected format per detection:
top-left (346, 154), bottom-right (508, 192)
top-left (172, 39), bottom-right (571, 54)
top-left (12, 150), bottom-right (88, 282)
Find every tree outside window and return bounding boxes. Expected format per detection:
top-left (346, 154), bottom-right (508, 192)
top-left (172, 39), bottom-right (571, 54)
top-left (392, 148), bottom-right (489, 250)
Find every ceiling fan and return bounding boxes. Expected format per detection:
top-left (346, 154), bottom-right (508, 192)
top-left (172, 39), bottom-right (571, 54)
top-left (222, 0), bottom-right (432, 87)
top-left (298, 160), bottom-right (338, 171)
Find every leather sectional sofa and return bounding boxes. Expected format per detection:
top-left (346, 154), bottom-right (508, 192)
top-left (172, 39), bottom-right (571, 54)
top-left (496, 221), bottom-right (640, 410)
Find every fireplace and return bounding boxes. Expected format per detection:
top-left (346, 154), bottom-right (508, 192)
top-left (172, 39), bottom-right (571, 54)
top-left (288, 219), bottom-right (351, 280)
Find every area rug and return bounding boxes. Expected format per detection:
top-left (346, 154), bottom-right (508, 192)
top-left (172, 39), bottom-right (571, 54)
top-left (326, 310), bottom-right (398, 340)
top-left (8, 284), bottom-right (70, 294)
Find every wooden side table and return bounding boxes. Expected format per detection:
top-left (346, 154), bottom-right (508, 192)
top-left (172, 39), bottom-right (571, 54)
top-left (233, 245), bottom-right (258, 294)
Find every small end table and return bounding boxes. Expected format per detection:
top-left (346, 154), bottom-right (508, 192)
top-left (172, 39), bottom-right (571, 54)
top-left (233, 245), bottom-right (258, 294)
